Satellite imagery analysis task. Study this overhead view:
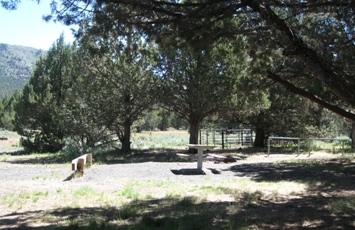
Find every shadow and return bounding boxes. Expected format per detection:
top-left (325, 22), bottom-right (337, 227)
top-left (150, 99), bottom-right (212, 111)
top-left (227, 158), bottom-right (355, 192)
top-left (1, 193), bottom-right (354, 229)
top-left (63, 172), bottom-right (81, 181)
top-left (171, 169), bottom-right (206, 175)
top-left (100, 148), bottom-right (194, 164)
top-left (1, 149), bottom-right (28, 155)
top-left (1, 148), bottom-right (195, 165)
top-left (213, 146), bottom-right (265, 155)
top-left (1, 147), bottom-right (258, 165)
top-left (206, 168), bottom-right (222, 174)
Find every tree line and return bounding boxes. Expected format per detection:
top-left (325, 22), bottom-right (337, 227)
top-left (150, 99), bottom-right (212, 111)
top-left (0, 0), bottom-right (354, 153)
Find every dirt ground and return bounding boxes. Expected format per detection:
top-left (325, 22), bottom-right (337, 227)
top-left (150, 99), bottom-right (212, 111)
top-left (1, 136), bottom-right (355, 229)
top-left (0, 135), bottom-right (22, 153)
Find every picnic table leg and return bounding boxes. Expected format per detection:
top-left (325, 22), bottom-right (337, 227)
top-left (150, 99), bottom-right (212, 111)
top-left (197, 149), bottom-right (203, 170)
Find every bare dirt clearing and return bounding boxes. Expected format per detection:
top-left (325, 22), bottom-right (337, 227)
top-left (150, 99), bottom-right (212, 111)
top-left (0, 136), bottom-right (355, 229)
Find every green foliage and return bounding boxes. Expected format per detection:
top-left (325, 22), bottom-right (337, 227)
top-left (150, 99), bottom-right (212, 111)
top-left (59, 139), bottom-right (92, 159)
top-left (77, 16), bottom-right (159, 151)
top-left (46, 0), bottom-right (355, 121)
top-left (3, 1), bottom-right (354, 152)
top-left (328, 197), bottom-right (355, 214)
top-left (120, 187), bottom-right (141, 199)
top-left (131, 131), bottom-right (188, 149)
top-left (140, 108), bottom-right (187, 131)
top-left (13, 35), bottom-right (72, 152)
top-left (157, 36), bottom-right (247, 145)
top-left (73, 186), bottom-right (96, 197)
top-left (0, 90), bottom-right (21, 130)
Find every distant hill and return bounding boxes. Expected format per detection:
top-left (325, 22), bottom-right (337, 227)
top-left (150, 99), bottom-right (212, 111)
top-left (0, 43), bottom-right (45, 98)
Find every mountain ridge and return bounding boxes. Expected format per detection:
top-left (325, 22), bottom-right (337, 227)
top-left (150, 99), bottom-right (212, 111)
top-left (0, 43), bottom-right (45, 98)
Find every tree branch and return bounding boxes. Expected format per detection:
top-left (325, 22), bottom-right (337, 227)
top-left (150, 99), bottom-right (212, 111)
top-left (266, 71), bottom-right (355, 120)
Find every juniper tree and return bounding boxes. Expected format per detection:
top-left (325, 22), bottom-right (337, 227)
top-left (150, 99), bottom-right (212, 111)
top-left (77, 13), bottom-right (159, 151)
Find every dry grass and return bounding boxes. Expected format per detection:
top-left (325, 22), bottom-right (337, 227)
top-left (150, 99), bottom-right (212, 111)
top-left (1, 131), bottom-right (355, 229)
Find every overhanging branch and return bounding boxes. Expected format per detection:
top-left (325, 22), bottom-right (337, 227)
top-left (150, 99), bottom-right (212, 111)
top-left (266, 71), bottom-right (355, 120)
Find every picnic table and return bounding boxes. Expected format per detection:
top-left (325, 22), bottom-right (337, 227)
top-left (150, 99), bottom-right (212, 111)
top-left (187, 144), bottom-right (215, 170)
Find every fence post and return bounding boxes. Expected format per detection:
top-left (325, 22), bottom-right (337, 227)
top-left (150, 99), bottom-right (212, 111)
top-left (241, 129), bottom-right (244, 146)
top-left (199, 130), bottom-right (202, 144)
top-left (222, 130), bottom-right (225, 149)
top-left (268, 138), bottom-right (270, 156)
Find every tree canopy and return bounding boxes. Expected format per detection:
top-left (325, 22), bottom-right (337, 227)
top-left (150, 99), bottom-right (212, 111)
top-left (157, 38), bottom-right (244, 146)
top-left (2, 0), bottom-right (355, 150)
top-left (77, 17), bottom-right (159, 151)
top-left (20, 0), bottom-right (353, 121)
top-left (14, 35), bottom-right (72, 152)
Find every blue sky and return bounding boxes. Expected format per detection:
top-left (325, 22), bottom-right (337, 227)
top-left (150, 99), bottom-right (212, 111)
top-left (0, 1), bottom-right (75, 50)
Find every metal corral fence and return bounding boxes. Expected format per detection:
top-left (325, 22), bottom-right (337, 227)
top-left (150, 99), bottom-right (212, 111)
top-left (200, 129), bottom-right (254, 149)
top-left (267, 136), bottom-right (350, 156)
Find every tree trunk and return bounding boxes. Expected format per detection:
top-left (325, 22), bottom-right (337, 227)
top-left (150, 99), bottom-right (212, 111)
top-left (254, 128), bottom-right (266, 147)
top-left (121, 120), bottom-right (132, 152)
top-left (351, 120), bottom-right (355, 149)
top-left (188, 119), bottom-right (200, 153)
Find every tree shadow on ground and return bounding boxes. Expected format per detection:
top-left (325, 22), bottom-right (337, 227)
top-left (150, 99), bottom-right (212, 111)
top-left (1, 150), bottom-right (70, 164)
top-left (1, 147), bottom-right (252, 165)
top-left (1, 193), bottom-right (354, 229)
top-left (1, 148), bottom-right (191, 165)
top-left (227, 158), bottom-right (355, 193)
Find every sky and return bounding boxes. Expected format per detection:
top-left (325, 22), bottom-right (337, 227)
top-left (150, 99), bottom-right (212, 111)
top-left (0, 1), bottom-right (75, 50)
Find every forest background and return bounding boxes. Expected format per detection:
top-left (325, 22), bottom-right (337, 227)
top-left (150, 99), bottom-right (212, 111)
top-left (0, 0), bottom-right (355, 154)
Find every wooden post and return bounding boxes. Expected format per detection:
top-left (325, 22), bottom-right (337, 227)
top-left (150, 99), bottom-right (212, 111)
top-left (77, 158), bottom-right (85, 173)
top-left (86, 153), bottom-right (92, 167)
top-left (222, 130), bottom-right (225, 149)
top-left (71, 160), bottom-right (76, 171)
top-left (241, 129), bottom-right (244, 146)
top-left (71, 153), bottom-right (93, 175)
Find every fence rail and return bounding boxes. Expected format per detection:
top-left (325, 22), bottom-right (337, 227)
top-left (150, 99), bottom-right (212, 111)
top-left (267, 136), bottom-right (350, 156)
top-left (200, 129), bottom-right (254, 149)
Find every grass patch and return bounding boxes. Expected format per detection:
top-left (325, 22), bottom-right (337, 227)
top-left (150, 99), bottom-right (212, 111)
top-left (120, 187), bottom-right (141, 199)
top-left (73, 186), bottom-right (96, 197)
top-left (132, 131), bottom-right (189, 149)
top-left (198, 185), bottom-right (236, 195)
top-left (1, 193), bottom-right (26, 208)
top-left (32, 190), bottom-right (49, 202)
top-left (2, 143), bottom-right (355, 229)
top-left (328, 196), bottom-right (355, 214)
top-left (118, 203), bottom-right (140, 220)
top-left (1, 190), bottom-right (49, 208)
top-left (174, 196), bottom-right (196, 207)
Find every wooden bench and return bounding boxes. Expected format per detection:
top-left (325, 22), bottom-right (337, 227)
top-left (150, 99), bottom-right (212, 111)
top-left (71, 153), bottom-right (92, 174)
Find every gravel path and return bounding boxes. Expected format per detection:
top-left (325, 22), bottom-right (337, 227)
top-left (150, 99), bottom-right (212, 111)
top-left (0, 151), bottom-right (341, 224)
top-left (0, 158), bottom-right (241, 218)
top-left (0, 151), bottom-right (338, 209)
top-left (0, 151), bottom-right (337, 187)
top-left (0, 160), bottom-right (237, 186)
